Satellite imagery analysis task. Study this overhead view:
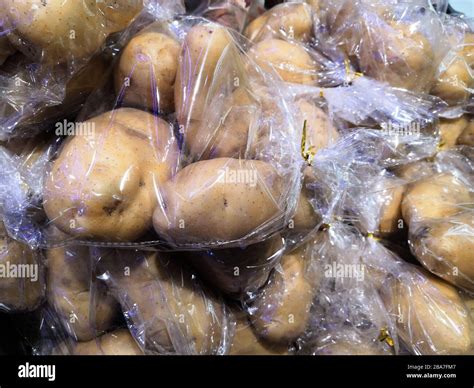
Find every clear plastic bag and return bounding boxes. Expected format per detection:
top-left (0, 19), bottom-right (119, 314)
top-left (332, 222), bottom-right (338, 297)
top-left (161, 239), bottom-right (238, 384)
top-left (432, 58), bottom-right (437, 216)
top-left (96, 248), bottom-right (233, 355)
top-left (10, 17), bottom-right (302, 250)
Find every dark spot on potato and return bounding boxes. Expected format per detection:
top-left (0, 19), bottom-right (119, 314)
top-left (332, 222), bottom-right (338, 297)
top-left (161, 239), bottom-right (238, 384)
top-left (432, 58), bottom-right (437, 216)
top-left (139, 180), bottom-right (145, 187)
top-left (102, 199), bottom-right (123, 216)
top-left (223, 198), bottom-right (228, 207)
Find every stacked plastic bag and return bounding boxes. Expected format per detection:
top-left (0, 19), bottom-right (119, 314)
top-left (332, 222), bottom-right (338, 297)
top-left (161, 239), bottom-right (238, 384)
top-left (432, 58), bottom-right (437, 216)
top-left (0, 0), bottom-right (472, 355)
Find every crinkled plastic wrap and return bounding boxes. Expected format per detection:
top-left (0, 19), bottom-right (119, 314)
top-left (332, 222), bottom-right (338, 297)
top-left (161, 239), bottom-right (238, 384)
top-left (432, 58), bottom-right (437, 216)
top-left (0, 0), bottom-right (149, 140)
top-left (0, 221), bottom-right (45, 312)
top-left (314, 0), bottom-right (450, 92)
top-left (297, 224), bottom-right (397, 355)
top-left (96, 248), bottom-right (233, 355)
top-left (2, 17), bottom-right (302, 250)
top-left (398, 149), bottom-right (474, 293)
top-left (363, 237), bottom-right (474, 355)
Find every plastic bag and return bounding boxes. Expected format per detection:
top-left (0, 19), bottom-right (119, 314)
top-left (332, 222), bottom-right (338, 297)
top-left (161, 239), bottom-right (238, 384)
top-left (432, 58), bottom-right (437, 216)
top-left (0, 221), bottom-right (45, 312)
top-left (6, 17), bottom-right (301, 250)
top-left (314, 0), bottom-right (450, 92)
top-left (96, 248), bottom-right (233, 355)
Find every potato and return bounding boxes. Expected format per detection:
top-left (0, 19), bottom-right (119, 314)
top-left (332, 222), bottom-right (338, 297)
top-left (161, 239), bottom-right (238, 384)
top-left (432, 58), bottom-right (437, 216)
top-left (358, 22), bottom-right (435, 91)
top-left (431, 34), bottom-right (474, 105)
top-left (296, 99), bottom-right (339, 154)
top-left (44, 108), bottom-right (178, 242)
top-left (1, 0), bottom-right (142, 63)
top-left (393, 159), bottom-right (436, 182)
top-left (181, 234), bottom-right (284, 297)
top-left (457, 119), bottom-right (474, 147)
top-left (46, 228), bottom-right (118, 341)
top-left (248, 39), bottom-right (317, 85)
top-left (153, 158), bottom-right (284, 245)
top-left (187, 86), bottom-right (258, 160)
top-left (230, 317), bottom-right (288, 355)
top-left (244, 3), bottom-right (313, 43)
top-left (382, 270), bottom-right (472, 355)
top-left (401, 173), bottom-right (472, 226)
top-left (439, 116), bottom-right (469, 149)
top-left (411, 212), bottom-right (474, 292)
top-left (250, 245), bottom-right (318, 344)
top-left (73, 329), bottom-right (143, 355)
top-left (102, 250), bottom-right (228, 354)
top-left (378, 180), bottom-right (406, 236)
top-left (175, 24), bottom-right (234, 139)
top-left (0, 223), bottom-right (44, 312)
top-left (292, 167), bottom-right (321, 233)
top-left (115, 31), bottom-right (180, 114)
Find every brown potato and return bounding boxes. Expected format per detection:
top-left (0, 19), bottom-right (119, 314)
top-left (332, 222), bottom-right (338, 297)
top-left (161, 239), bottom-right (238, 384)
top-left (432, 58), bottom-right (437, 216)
top-left (1, 0), bottom-right (142, 63)
top-left (0, 223), bottom-right (44, 312)
top-left (115, 31), bottom-right (180, 114)
top-left (411, 212), bottom-right (474, 292)
top-left (401, 173), bottom-right (472, 226)
top-left (175, 24), bottom-right (234, 138)
top-left (43, 108), bottom-right (178, 242)
top-left (244, 3), bottom-right (313, 43)
top-left (382, 270), bottom-right (472, 355)
top-left (296, 99), bottom-right (339, 154)
top-left (439, 116), bottom-right (469, 149)
top-left (250, 245), bottom-right (318, 344)
top-left (153, 158), bottom-right (284, 245)
top-left (181, 234), bottom-right (284, 297)
top-left (188, 86), bottom-right (258, 160)
top-left (457, 119), bottom-right (474, 146)
top-left (230, 317), bottom-right (288, 355)
top-left (358, 22), bottom-right (435, 91)
top-left (378, 181), bottom-right (406, 236)
top-left (248, 39), bottom-right (318, 85)
top-left (431, 35), bottom-right (474, 105)
top-left (73, 329), bottom-right (143, 355)
top-left (101, 250), bottom-right (228, 354)
top-left (46, 228), bottom-right (118, 341)
top-left (314, 329), bottom-right (392, 355)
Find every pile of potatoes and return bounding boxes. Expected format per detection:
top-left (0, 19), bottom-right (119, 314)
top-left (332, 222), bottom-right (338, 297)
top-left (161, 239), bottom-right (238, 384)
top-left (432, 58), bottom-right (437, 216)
top-left (0, 0), bottom-right (473, 356)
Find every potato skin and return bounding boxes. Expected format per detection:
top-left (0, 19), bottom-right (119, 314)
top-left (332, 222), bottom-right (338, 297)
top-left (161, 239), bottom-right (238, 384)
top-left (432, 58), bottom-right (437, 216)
top-left (103, 250), bottom-right (228, 354)
top-left (2, 0), bottom-right (142, 63)
top-left (358, 22), bottom-right (435, 91)
top-left (250, 245), bottom-right (318, 344)
top-left (175, 24), bottom-right (233, 140)
top-left (73, 329), bottom-right (143, 355)
top-left (248, 39), bottom-right (317, 85)
top-left (383, 270), bottom-right (472, 355)
top-left (378, 181), bottom-right (406, 237)
top-left (229, 318), bottom-right (288, 355)
top-left (181, 234), bottom-right (284, 297)
top-left (187, 86), bottom-right (258, 160)
top-left (411, 212), bottom-right (474, 292)
top-left (401, 173), bottom-right (472, 226)
top-left (153, 158), bottom-right (284, 245)
top-left (115, 31), bottom-right (180, 114)
top-left (296, 99), bottom-right (339, 154)
top-left (46, 232), bottom-right (118, 341)
top-left (244, 3), bottom-right (313, 43)
top-left (439, 116), bottom-right (469, 150)
top-left (0, 223), bottom-right (44, 312)
top-left (43, 108), bottom-right (178, 242)
top-left (457, 119), bottom-right (474, 147)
